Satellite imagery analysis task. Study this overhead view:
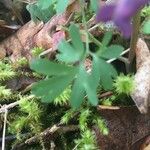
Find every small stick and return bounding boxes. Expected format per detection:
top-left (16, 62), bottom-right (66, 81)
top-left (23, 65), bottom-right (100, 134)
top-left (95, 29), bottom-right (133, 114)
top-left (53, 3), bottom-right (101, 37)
top-left (0, 101), bottom-right (19, 113)
top-left (107, 49), bottom-right (129, 63)
top-left (2, 109), bottom-right (8, 150)
top-left (25, 124), bottom-right (79, 145)
top-left (0, 95), bottom-right (35, 113)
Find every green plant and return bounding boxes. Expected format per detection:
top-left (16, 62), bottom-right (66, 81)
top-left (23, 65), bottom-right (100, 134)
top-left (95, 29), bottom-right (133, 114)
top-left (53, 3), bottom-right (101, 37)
top-left (142, 19), bottom-right (150, 34)
top-left (26, 0), bottom-right (99, 23)
top-left (9, 96), bottom-right (42, 138)
top-left (74, 130), bottom-right (97, 150)
top-left (141, 6), bottom-right (150, 17)
top-left (31, 47), bottom-right (45, 57)
top-left (30, 24), bottom-right (124, 108)
top-left (0, 61), bottom-right (15, 81)
top-left (15, 57), bottom-right (28, 67)
top-left (54, 86), bottom-right (71, 106)
top-left (0, 86), bottom-right (12, 100)
top-left (114, 74), bottom-right (135, 95)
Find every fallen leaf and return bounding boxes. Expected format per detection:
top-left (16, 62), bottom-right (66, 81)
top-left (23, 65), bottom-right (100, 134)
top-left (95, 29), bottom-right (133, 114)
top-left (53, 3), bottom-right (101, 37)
top-left (131, 39), bottom-right (150, 114)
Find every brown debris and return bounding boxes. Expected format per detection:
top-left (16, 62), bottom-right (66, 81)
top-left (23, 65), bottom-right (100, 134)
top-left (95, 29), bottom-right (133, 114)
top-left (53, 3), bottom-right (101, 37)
top-left (95, 106), bottom-right (150, 150)
top-left (0, 21), bottom-right (43, 60)
top-left (33, 13), bottom-right (67, 50)
top-left (0, 13), bottom-right (69, 62)
top-left (131, 39), bottom-right (150, 114)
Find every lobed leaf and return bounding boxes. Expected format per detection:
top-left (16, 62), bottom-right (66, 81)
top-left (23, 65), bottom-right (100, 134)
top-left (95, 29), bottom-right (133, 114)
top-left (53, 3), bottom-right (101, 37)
top-left (102, 32), bottom-right (113, 47)
top-left (69, 24), bottom-right (84, 53)
top-left (30, 58), bottom-right (77, 76)
top-left (38, 0), bottom-right (53, 10)
top-left (90, 0), bottom-right (99, 12)
top-left (100, 45), bottom-right (124, 59)
top-left (57, 40), bottom-right (81, 63)
top-left (32, 73), bottom-right (76, 103)
top-left (56, 0), bottom-right (69, 13)
top-left (142, 19), bottom-right (150, 34)
top-left (95, 58), bottom-right (117, 90)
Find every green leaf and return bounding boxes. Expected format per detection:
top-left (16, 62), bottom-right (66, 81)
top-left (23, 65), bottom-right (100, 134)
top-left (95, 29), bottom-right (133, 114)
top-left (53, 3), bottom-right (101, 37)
top-left (70, 65), bottom-right (86, 108)
top-left (84, 83), bottom-right (98, 106)
top-left (38, 0), bottom-right (53, 10)
top-left (32, 73), bottom-right (75, 103)
top-left (56, 0), bottom-right (69, 13)
top-left (57, 40), bottom-right (81, 63)
top-left (71, 64), bottom-right (99, 108)
top-left (26, 4), bottom-right (41, 22)
top-left (142, 20), bottom-right (150, 34)
top-left (69, 24), bottom-right (84, 53)
top-left (100, 45), bottom-right (124, 59)
top-left (26, 3), bottom-right (54, 22)
top-left (96, 58), bottom-right (117, 90)
top-left (89, 55), bottom-right (101, 89)
top-left (102, 32), bottom-right (112, 47)
top-left (70, 78), bottom-right (85, 108)
top-left (90, 0), bottom-right (99, 12)
top-left (57, 24), bottom-right (85, 63)
top-left (30, 58), bottom-right (77, 76)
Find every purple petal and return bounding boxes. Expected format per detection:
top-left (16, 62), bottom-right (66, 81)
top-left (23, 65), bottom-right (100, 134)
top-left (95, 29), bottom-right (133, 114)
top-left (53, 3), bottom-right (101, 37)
top-left (114, 0), bottom-right (149, 19)
top-left (96, 4), bottom-right (116, 22)
top-left (114, 18), bottom-right (132, 38)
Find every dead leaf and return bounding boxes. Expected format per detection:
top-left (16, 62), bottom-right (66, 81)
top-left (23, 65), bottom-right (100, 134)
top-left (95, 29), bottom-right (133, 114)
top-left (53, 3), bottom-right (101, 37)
top-left (131, 39), bottom-right (150, 114)
top-left (0, 21), bottom-right (43, 61)
top-left (34, 13), bottom-right (67, 50)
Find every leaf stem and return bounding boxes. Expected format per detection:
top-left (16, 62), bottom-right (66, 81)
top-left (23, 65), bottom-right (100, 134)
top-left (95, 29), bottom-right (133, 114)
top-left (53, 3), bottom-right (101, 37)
top-left (79, 0), bottom-right (89, 54)
top-left (88, 32), bottom-right (102, 47)
top-left (128, 10), bottom-right (141, 72)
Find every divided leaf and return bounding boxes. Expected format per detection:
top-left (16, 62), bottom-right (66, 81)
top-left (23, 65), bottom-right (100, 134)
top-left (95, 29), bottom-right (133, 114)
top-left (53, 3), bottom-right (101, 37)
top-left (100, 45), bottom-right (124, 59)
top-left (38, 0), bottom-right (53, 10)
top-left (69, 24), bottom-right (84, 53)
top-left (26, 2), bottom-right (54, 22)
top-left (89, 56), bottom-right (101, 89)
top-left (102, 32), bottom-right (113, 47)
top-left (32, 73), bottom-right (76, 103)
top-left (56, 0), bottom-right (69, 14)
top-left (95, 58), bottom-right (117, 90)
top-left (90, 0), bottom-right (99, 12)
top-left (70, 65), bottom-right (86, 108)
top-left (85, 83), bottom-right (98, 106)
top-left (70, 77), bottom-right (85, 108)
top-left (57, 24), bottom-right (85, 63)
top-left (57, 40), bottom-right (82, 63)
top-left (30, 58), bottom-right (77, 76)
top-left (71, 64), bottom-right (99, 108)
top-left (142, 19), bottom-right (150, 34)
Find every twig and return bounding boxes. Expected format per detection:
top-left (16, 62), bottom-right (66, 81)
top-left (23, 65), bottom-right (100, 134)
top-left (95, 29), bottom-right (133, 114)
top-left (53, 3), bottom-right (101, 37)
top-left (25, 124), bottom-right (79, 145)
top-left (107, 49), bottom-right (129, 63)
top-left (0, 101), bottom-right (19, 113)
top-left (98, 91), bottom-right (113, 99)
top-left (0, 133), bottom-right (30, 142)
top-left (72, 141), bottom-right (81, 150)
top-left (2, 109), bottom-right (8, 150)
top-left (39, 48), bottom-right (53, 57)
top-left (0, 95), bottom-right (35, 113)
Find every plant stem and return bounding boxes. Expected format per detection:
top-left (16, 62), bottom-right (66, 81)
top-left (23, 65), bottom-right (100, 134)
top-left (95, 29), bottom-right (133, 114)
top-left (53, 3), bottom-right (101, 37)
top-left (128, 10), bottom-right (141, 72)
top-left (80, 0), bottom-right (89, 53)
top-left (88, 32), bottom-right (102, 47)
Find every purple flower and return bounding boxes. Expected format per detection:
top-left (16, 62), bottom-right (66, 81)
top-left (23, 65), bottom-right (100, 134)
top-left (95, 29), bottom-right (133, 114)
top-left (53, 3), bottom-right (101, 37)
top-left (96, 0), bottom-right (149, 38)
